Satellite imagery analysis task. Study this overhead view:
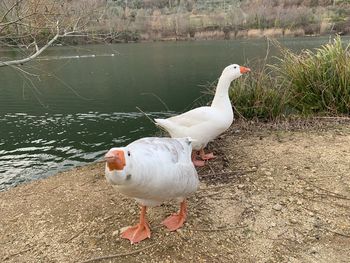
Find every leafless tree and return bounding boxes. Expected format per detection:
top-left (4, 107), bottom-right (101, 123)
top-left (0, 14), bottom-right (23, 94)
top-left (0, 0), bottom-right (106, 68)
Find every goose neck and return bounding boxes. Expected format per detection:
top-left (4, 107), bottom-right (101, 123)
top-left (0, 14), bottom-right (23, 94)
top-left (211, 75), bottom-right (231, 109)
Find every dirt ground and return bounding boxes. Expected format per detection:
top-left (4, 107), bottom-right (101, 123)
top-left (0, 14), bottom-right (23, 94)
top-left (1, 119), bottom-right (350, 263)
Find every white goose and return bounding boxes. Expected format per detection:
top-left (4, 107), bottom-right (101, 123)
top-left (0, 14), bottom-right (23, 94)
top-left (155, 64), bottom-right (250, 166)
top-left (105, 137), bottom-right (198, 244)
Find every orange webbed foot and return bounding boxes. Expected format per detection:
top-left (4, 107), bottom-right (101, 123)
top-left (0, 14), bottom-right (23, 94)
top-left (121, 206), bottom-right (151, 244)
top-left (121, 222), bottom-right (151, 244)
top-left (199, 149), bottom-right (215, 160)
top-left (162, 213), bottom-right (186, 231)
top-left (192, 159), bottom-right (206, 167)
top-left (191, 150), bottom-right (206, 166)
top-left (200, 152), bottom-right (215, 160)
top-left (162, 200), bottom-right (187, 231)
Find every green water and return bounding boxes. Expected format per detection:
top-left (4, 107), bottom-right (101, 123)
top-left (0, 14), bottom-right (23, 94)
top-left (0, 37), bottom-right (345, 190)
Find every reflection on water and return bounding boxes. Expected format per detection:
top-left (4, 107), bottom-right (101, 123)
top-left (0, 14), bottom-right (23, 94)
top-left (0, 111), bottom-right (173, 191)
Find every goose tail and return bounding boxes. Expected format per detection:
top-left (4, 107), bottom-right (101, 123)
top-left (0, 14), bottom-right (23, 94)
top-left (154, 118), bottom-right (177, 136)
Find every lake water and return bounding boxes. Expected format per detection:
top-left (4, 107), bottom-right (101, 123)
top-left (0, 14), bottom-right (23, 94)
top-left (0, 36), bottom-right (346, 190)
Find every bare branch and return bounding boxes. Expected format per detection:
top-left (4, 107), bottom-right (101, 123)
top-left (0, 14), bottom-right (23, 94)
top-left (0, 0), bottom-right (24, 23)
top-left (0, 13), bottom-right (37, 28)
top-left (0, 22), bottom-right (79, 68)
top-left (0, 1), bottom-right (109, 68)
top-left (34, 40), bottom-right (39, 52)
top-left (0, 33), bottom-right (59, 67)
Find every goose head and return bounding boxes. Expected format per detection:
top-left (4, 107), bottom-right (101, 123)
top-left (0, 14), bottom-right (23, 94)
top-left (221, 64), bottom-right (250, 82)
top-left (105, 147), bottom-right (133, 185)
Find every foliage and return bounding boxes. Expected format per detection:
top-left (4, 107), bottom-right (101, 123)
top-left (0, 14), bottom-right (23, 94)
top-left (229, 63), bottom-right (291, 120)
top-left (228, 36), bottom-right (350, 120)
top-left (2, 0), bottom-right (350, 45)
top-left (275, 36), bottom-right (350, 115)
top-left (118, 30), bottom-right (141, 42)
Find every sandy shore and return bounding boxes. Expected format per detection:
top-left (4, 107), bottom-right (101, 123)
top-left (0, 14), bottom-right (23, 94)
top-left (1, 120), bottom-right (350, 262)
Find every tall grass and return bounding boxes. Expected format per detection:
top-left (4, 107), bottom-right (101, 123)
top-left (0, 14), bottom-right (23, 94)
top-left (228, 36), bottom-right (350, 120)
top-left (229, 64), bottom-right (291, 120)
top-left (275, 36), bottom-right (350, 115)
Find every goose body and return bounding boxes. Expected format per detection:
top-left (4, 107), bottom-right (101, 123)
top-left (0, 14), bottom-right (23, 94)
top-left (105, 137), bottom-right (198, 243)
top-left (155, 105), bottom-right (233, 150)
top-left (155, 64), bottom-right (250, 165)
top-left (105, 137), bottom-right (198, 206)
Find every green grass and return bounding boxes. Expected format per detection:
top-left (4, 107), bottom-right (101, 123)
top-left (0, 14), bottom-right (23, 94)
top-left (276, 36), bottom-right (350, 115)
top-left (228, 36), bottom-right (350, 120)
top-left (229, 63), bottom-right (291, 120)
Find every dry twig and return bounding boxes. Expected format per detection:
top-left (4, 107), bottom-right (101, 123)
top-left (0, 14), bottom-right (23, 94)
top-left (197, 191), bottom-right (222, 198)
top-left (191, 225), bottom-right (247, 232)
top-left (64, 226), bottom-right (88, 243)
top-left (136, 106), bottom-right (156, 125)
top-left (297, 175), bottom-right (350, 200)
top-left (320, 226), bottom-right (350, 238)
top-left (80, 243), bottom-right (157, 263)
top-left (140, 93), bottom-right (170, 111)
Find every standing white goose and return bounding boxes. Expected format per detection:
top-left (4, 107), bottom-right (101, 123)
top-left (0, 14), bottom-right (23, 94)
top-left (155, 64), bottom-right (250, 166)
top-left (105, 137), bottom-right (198, 244)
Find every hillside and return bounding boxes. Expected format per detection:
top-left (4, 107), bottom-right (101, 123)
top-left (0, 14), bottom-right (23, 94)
top-left (101, 0), bottom-right (350, 40)
top-left (1, 0), bottom-right (350, 46)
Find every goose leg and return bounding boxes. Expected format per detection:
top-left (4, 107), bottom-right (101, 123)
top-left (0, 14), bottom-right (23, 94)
top-left (199, 148), bottom-right (215, 160)
top-left (121, 206), bottom-right (151, 244)
top-left (191, 151), bottom-right (205, 167)
top-left (162, 200), bottom-right (187, 231)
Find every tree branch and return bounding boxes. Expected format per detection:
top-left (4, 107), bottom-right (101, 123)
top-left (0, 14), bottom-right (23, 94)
top-left (0, 13), bottom-right (37, 29)
top-left (0, 33), bottom-right (59, 67)
top-left (0, 0), bottom-right (24, 23)
top-left (0, 22), bottom-right (77, 68)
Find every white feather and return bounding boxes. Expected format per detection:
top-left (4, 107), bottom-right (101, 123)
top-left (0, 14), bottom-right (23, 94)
top-left (105, 137), bottom-right (199, 207)
top-left (155, 64), bottom-right (247, 150)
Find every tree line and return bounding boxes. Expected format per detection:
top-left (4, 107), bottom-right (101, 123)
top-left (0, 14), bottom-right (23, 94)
top-left (1, 0), bottom-right (349, 66)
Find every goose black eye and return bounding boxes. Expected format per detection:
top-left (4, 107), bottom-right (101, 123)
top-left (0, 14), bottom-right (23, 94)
top-left (234, 66), bottom-right (237, 69)
top-left (127, 151), bottom-right (131, 156)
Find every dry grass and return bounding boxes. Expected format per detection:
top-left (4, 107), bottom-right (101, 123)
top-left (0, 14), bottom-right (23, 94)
top-left (228, 36), bottom-right (350, 120)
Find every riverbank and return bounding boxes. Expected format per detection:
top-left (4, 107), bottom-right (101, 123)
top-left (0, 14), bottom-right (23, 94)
top-left (134, 27), bottom-right (309, 43)
top-left (138, 27), bottom-right (310, 42)
top-left (40, 27), bottom-right (348, 46)
top-left (1, 119), bottom-right (350, 262)
top-left (0, 27), bottom-right (343, 48)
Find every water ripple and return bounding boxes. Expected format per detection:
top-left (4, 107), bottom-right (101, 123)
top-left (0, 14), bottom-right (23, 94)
top-left (0, 111), bottom-right (174, 191)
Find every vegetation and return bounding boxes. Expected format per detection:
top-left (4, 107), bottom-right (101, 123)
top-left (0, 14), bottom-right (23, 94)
top-left (1, 0), bottom-right (350, 67)
top-left (96, 0), bottom-right (350, 40)
top-left (229, 63), bottom-right (291, 120)
top-left (229, 36), bottom-right (350, 120)
top-left (276, 36), bottom-right (350, 115)
top-left (2, 0), bottom-right (350, 46)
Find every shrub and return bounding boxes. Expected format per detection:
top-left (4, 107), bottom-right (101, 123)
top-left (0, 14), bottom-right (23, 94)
top-left (275, 36), bottom-right (350, 115)
top-left (228, 36), bottom-right (350, 120)
top-left (229, 62), bottom-right (291, 120)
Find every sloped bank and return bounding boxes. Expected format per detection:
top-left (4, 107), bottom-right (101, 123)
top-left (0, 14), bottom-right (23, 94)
top-left (1, 119), bottom-right (350, 263)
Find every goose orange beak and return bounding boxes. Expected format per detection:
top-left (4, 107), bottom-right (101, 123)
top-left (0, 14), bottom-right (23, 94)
top-left (105, 150), bottom-right (126, 171)
top-left (240, 66), bottom-right (251, 74)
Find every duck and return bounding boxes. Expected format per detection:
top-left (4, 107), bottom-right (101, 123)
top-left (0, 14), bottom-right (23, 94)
top-left (105, 137), bottom-right (199, 244)
top-left (155, 64), bottom-right (251, 166)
